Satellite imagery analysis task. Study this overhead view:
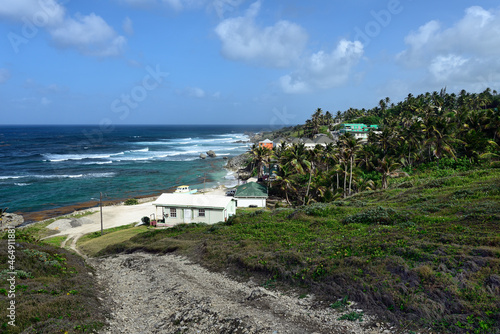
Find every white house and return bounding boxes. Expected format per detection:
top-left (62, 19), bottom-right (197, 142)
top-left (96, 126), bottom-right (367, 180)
top-left (152, 194), bottom-right (236, 225)
top-left (234, 182), bottom-right (268, 208)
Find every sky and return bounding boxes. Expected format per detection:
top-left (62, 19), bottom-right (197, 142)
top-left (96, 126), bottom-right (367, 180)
top-left (0, 0), bottom-right (499, 126)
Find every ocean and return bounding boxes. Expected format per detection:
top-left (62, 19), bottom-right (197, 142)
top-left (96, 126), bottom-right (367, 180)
top-left (0, 125), bottom-right (263, 216)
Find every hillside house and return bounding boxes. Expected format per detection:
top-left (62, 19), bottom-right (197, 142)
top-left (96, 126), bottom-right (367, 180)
top-left (258, 139), bottom-right (273, 149)
top-left (332, 123), bottom-right (380, 142)
top-left (234, 182), bottom-right (268, 207)
top-left (152, 194), bottom-right (236, 225)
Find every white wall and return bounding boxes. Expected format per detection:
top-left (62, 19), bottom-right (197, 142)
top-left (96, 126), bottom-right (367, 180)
top-left (235, 198), bottom-right (266, 208)
top-left (154, 204), bottom-right (235, 225)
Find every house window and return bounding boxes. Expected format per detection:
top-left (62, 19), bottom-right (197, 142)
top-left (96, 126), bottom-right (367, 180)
top-left (198, 209), bottom-right (205, 217)
top-left (170, 208), bottom-right (177, 218)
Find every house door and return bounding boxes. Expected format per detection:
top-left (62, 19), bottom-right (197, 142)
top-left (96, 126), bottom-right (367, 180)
top-left (184, 209), bottom-right (192, 223)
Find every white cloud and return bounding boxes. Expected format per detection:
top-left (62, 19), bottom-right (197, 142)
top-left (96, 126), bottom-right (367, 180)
top-left (123, 17), bottom-right (134, 35)
top-left (210, 0), bottom-right (246, 19)
top-left (0, 0), bottom-right (65, 26)
top-left (177, 87), bottom-right (207, 98)
top-left (398, 6), bottom-right (500, 85)
top-left (118, 0), bottom-right (157, 7)
top-left (118, 0), bottom-right (206, 11)
top-left (0, 0), bottom-right (126, 57)
top-left (428, 55), bottom-right (468, 82)
top-left (162, 0), bottom-right (183, 11)
top-left (215, 1), bottom-right (308, 67)
top-left (49, 13), bottom-right (126, 57)
top-left (186, 87), bottom-right (206, 98)
top-left (0, 69), bottom-right (11, 84)
top-left (41, 97), bottom-right (51, 106)
top-left (280, 39), bottom-right (364, 94)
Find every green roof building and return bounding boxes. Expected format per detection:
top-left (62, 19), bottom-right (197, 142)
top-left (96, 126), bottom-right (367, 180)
top-left (338, 123), bottom-right (379, 142)
top-left (234, 182), bottom-right (268, 208)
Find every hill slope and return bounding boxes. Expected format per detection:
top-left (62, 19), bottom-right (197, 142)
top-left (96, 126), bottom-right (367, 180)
top-left (97, 167), bottom-right (500, 333)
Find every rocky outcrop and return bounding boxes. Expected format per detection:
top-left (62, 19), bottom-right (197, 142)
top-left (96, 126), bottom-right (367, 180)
top-left (199, 153), bottom-right (207, 159)
top-left (1, 212), bottom-right (24, 230)
top-left (206, 150), bottom-right (216, 158)
top-left (225, 153), bottom-right (250, 172)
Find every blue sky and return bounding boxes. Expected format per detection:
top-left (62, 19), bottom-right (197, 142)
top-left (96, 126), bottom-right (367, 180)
top-left (1, 0), bottom-right (499, 125)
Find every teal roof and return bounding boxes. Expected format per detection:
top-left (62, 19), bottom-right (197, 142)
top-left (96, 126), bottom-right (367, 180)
top-left (235, 182), bottom-right (268, 198)
top-left (340, 123), bottom-right (378, 133)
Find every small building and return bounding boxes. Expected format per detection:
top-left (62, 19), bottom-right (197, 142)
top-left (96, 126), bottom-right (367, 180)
top-left (258, 139), bottom-right (273, 149)
top-left (314, 136), bottom-right (334, 145)
top-left (335, 123), bottom-right (380, 143)
top-left (273, 137), bottom-right (287, 148)
top-left (152, 194), bottom-right (236, 225)
top-left (234, 182), bottom-right (268, 207)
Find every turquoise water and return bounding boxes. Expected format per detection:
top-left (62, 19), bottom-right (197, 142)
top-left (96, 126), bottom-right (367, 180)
top-left (0, 125), bottom-right (261, 214)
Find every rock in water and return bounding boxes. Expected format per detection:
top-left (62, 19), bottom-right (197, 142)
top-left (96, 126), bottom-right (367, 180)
top-left (206, 150), bottom-right (216, 158)
top-left (199, 153), bottom-right (207, 159)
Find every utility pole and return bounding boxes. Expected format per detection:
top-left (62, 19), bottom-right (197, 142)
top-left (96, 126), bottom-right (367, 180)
top-left (100, 192), bottom-right (103, 235)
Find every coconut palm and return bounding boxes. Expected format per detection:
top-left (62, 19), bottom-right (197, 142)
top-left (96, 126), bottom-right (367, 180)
top-left (280, 143), bottom-right (311, 175)
top-left (339, 134), bottom-right (363, 196)
top-left (274, 165), bottom-right (296, 205)
top-left (249, 144), bottom-right (272, 178)
top-left (374, 156), bottom-right (401, 189)
top-left (424, 116), bottom-right (459, 167)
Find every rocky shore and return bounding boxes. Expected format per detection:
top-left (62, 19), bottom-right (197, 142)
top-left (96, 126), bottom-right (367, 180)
top-left (225, 152), bottom-right (253, 181)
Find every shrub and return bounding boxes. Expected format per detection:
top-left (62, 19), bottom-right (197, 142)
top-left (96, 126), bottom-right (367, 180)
top-left (342, 206), bottom-right (403, 225)
top-left (302, 203), bottom-right (338, 217)
top-left (124, 198), bottom-right (139, 205)
top-left (397, 181), bottom-right (414, 189)
top-left (451, 189), bottom-right (475, 199)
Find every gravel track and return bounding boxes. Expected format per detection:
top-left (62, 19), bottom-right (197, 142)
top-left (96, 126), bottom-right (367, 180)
top-left (90, 253), bottom-right (397, 334)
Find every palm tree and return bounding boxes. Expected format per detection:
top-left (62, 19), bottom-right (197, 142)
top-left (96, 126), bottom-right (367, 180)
top-left (374, 156), bottom-right (401, 189)
top-left (400, 121), bottom-right (423, 167)
top-left (424, 116), bottom-right (459, 167)
top-left (338, 133), bottom-right (362, 197)
top-left (484, 108), bottom-right (500, 142)
top-left (274, 165), bottom-right (296, 205)
top-left (249, 144), bottom-right (272, 178)
top-left (280, 143), bottom-right (311, 175)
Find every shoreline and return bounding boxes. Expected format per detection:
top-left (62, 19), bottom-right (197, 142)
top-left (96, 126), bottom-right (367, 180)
top-left (13, 132), bottom-right (257, 226)
top-left (17, 156), bottom-right (248, 225)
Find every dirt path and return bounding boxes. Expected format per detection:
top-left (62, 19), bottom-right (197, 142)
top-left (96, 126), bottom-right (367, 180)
top-left (89, 253), bottom-right (396, 334)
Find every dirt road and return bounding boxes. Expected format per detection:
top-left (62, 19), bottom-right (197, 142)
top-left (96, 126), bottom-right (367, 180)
top-left (90, 253), bottom-right (396, 334)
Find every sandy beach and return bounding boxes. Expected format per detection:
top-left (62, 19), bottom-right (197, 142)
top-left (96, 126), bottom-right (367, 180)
top-left (41, 187), bottom-right (229, 243)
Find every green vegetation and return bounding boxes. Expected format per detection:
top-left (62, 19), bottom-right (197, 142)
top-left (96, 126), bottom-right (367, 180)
top-left (2, 87), bottom-right (499, 333)
top-left (77, 224), bottom-right (148, 257)
top-left (259, 89), bottom-right (500, 205)
top-left (18, 211), bottom-right (95, 240)
top-left (97, 167), bottom-right (500, 333)
top-left (0, 240), bottom-right (107, 333)
top-left (124, 198), bottom-right (139, 205)
top-left (41, 235), bottom-right (68, 248)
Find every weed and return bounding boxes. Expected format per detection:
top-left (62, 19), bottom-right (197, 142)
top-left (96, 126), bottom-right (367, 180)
top-left (330, 295), bottom-right (350, 309)
top-left (338, 311), bottom-right (363, 322)
top-left (124, 198), bottom-right (139, 205)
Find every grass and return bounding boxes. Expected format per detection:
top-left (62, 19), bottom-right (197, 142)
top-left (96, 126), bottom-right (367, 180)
top-left (0, 240), bottom-right (107, 333)
top-left (18, 211), bottom-right (95, 240)
top-left (77, 225), bottom-right (148, 257)
top-left (95, 167), bottom-right (500, 333)
top-left (41, 235), bottom-right (68, 248)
